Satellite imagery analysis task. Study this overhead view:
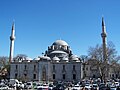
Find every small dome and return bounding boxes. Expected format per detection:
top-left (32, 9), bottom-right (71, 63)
top-left (70, 55), bottom-right (79, 61)
top-left (40, 56), bottom-right (51, 60)
top-left (33, 57), bottom-right (40, 60)
top-left (53, 40), bottom-right (68, 46)
top-left (26, 57), bottom-right (32, 60)
top-left (62, 57), bottom-right (69, 61)
top-left (52, 56), bottom-right (60, 61)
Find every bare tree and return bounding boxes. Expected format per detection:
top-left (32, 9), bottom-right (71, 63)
top-left (88, 41), bottom-right (120, 81)
top-left (0, 56), bottom-right (9, 79)
top-left (80, 55), bottom-right (88, 62)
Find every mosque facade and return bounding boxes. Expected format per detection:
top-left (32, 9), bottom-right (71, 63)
top-left (10, 40), bottom-right (83, 82)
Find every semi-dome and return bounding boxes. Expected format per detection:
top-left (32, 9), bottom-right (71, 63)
top-left (52, 40), bottom-right (68, 46)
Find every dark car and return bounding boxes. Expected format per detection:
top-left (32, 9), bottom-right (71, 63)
top-left (99, 83), bottom-right (107, 90)
top-left (53, 84), bottom-right (65, 90)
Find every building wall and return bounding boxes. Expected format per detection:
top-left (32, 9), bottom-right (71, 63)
top-left (10, 61), bottom-right (83, 82)
top-left (50, 62), bottom-right (82, 81)
top-left (10, 61), bottom-right (39, 82)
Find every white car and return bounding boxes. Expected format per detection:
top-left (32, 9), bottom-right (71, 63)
top-left (42, 84), bottom-right (49, 89)
top-left (115, 82), bottom-right (119, 87)
top-left (72, 84), bottom-right (81, 90)
top-left (9, 79), bottom-right (19, 88)
top-left (19, 82), bottom-right (24, 89)
top-left (0, 84), bottom-right (9, 90)
top-left (85, 84), bottom-right (92, 90)
top-left (110, 85), bottom-right (116, 90)
top-left (92, 84), bottom-right (99, 90)
top-left (37, 84), bottom-right (43, 89)
top-left (26, 82), bottom-right (33, 89)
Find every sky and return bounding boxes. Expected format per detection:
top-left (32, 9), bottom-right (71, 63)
top-left (0, 0), bottom-right (120, 59)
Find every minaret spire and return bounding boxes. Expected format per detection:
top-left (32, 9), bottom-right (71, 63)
top-left (102, 17), bottom-right (106, 34)
top-left (9, 22), bottom-right (15, 62)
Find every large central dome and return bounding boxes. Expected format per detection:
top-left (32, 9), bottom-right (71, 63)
top-left (52, 40), bottom-right (68, 46)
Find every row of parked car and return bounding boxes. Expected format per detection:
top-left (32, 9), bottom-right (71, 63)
top-left (0, 79), bottom-right (23, 89)
top-left (1, 78), bottom-right (120, 90)
top-left (72, 80), bottom-right (120, 90)
top-left (0, 79), bottom-right (66, 90)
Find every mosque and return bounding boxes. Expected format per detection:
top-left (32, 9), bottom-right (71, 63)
top-left (9, 17), bottom-right (114, 82)
top-left (9, 24), bottom-right (83, 81)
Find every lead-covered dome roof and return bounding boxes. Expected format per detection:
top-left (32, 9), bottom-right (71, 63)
top-left (50, 50), bottom-right (67, 54)
top-left (39, 56), bottom-right (51, 60)
top-left (52, 56), bottom-right (60, 61)
top-left (52, 40), bottom-right (68, 46)
top-left (70, 55), bottom-right (79, 61)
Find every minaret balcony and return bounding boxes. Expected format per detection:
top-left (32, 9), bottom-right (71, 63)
top-left (101, 33), bottom-right (107, 37)
top-left (10, 36), bottom-right (15, 40)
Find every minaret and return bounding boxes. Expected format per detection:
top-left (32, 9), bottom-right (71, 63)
top-left (101, 17), bottom-right (107, 63)
top-left (9, 23), bottom-right (15, 62)
top-left (101, 17), bottom-right (108, 80)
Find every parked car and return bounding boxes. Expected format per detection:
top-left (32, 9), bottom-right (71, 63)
top-left (53, 83), bottom-right (65, 90)
top-left (0, 84), bottom-right (9, 90)
top-left (42, 84), bottom-right (49, 90)
top-left (19, 81), bottom-right (24, 89)
top-left (85, 83), bottom-right (92, 90)
top-left (72, 84), bottom-right (81, 90)
top-left (92, 84), bottom-right (99, 90)
top-left (49, 84), bottom-right (54, 90)
top-left (37, 84), bottom-right (43, 90)
top-left (99, 83), bottom-right (107, 90)
top-left (115, 82), bottom-right (119, 87)
top-left (25, 82), bottom-right (33, 89)
top-left (33, 82), bottom-right (39, 89)
top-left (8, 79), bottom-right (19, 88)
top-left (110, 85), bottom-right (116, 90)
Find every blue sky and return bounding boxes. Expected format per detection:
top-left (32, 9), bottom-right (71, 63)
top-left (0, 0), bottom-right (120, 58)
